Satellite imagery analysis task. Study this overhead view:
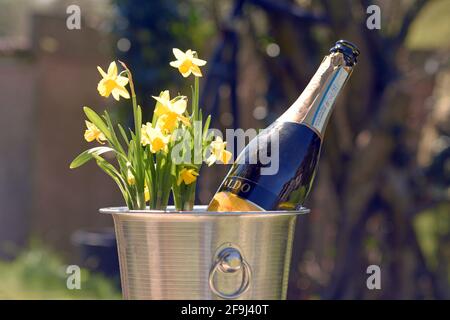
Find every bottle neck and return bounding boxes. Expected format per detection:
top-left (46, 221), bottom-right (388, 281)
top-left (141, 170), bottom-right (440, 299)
top-left (277, 52), bottom-right (353, 138)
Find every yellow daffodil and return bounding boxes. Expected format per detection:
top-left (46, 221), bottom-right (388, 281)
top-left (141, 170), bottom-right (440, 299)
top-left (144, 185), bottom-right (150, 202)
top-left (84, 120), bottom-right (107, 144)
top-left (206, 136), bottom-right (232, 166)
top-left (127, 169), bottom-right (135, 185)
top-left (177, 168), bottom-right (199, 186)
top-left (169, 48), bottom-right (207, 78)
top-left (97, 61), bottom-right (130, 101)
top-left (153, 90), bottom-right (190, 132)
top-left (141, 122), bottom-right (170, 153)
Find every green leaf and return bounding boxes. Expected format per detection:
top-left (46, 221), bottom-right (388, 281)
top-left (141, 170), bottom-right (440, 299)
top-left (203, 114), bottom-right (211, 141)
top-left (93, 155), bottom-right (133, 209)
top-left (190, 85), bottom-right (195, 116)
top-left (145, 146), bottom-right (156, 181)
top-left (117, 124), bottom-right (130, 147)
top-left (206, 130), bottom-right (214, 141)
top-left (70, 147), bottom-right (115, 169)
top-left (102, 110), bottom-right (127, 158)
top-left (137, 105), bottom-right (142, 129)
top-left (194, 77), bottom-right (199, 121)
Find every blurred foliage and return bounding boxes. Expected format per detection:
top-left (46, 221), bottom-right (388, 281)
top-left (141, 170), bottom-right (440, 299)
top-left (0, 244), bottom-right (120, 299)
top-left (114, 0), bottom-right (214, 95)
top-left (406, 0), bottom-right (450, 49)
top-left (414, 204), bottom-right (450, 272)
top-left (112, 0), bottom-right (215, 124)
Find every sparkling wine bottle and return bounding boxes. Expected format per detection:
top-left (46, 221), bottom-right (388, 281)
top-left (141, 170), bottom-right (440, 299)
top-left (207, 40), bottom-right (360, 211)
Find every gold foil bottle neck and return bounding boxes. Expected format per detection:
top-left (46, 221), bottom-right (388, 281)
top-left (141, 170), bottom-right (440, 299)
top-left (278, 52), bottom-right (347, 126)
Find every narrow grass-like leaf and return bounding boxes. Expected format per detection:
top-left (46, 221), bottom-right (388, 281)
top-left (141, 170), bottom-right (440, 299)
top-left (70, 147), bottom-right (115, 169)
top-left (93, 155), bottom-right (133, 208)
top-left (117, 124), bottom-right (130, 147)
top-left (102, 111), bottom-right (126, 155)
top-left (203, 115), bottom-right (211, 141)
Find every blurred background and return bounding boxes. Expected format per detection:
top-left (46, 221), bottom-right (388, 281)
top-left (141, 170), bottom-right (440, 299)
top-left (0, 0), bottom-right (448, 299)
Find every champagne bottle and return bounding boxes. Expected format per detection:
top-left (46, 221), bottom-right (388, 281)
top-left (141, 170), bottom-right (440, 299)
top-left (208, 40), bottom-right (360, 211)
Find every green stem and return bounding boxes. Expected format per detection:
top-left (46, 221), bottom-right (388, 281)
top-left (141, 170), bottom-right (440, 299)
top-left (173, 184), bottom-right (181, 210)
top-left (194, 76), bottom-right (199, 121)
top-left (175, 181), bottom-right (195, 211)
top-left (122, 62), bottom-right (145, 210)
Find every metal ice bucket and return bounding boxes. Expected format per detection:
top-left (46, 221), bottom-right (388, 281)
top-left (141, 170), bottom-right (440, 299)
top-left (101, 206), bottom-right (308, 300)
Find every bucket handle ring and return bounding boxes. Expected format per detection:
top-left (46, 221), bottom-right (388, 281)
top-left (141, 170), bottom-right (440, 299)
top-left (209, 247), bottom-right (252, 299)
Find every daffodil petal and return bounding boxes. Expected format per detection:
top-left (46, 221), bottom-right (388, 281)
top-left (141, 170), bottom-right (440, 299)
top-left (153, 96), bottom-right (171, 116)
top-left (172, 48), bottom-right (185, 60)
top-left (112, 90), bottom-right (120, 101)
top-left (191, 65), bottom-right (202, 77)
top-left (107, 61), bottom-right (118, 77)
top-left (185, 49), bottom-right (194, 58)
top-left (179, 115), bottom-right (191, 127)
top-left (170, 61), bottom-right (182, 68)
top-left (221, 150), bottom-right (232, 164)
top-left (181, 69), bottom-right (191, 78)
top-left (97, 66), bottom-right (107, 78)
top-left (206, 154), bottom-right (216, 166)
top-left (117, 87), bottom-right (130, 99)
top-left (213, 146), bottom-right (223, 158)
top-left (160, 90), bottom-right (170, 100)
top-left (192, 58), bottom-right (207, 66)
top-left (181, 169), bottom-right (198, 185)
top-left (153, 95), bottom-right (169, 105)
top-left (84, 130), bottom-right (95, 142)
top-left (116, 75), bottom-right (129, 86)
top-left (154, 105), bottom-right (169, 117)
top-left (96, 136), bottom-right (106, 144)
top-left (97, 79), bottom-right (110, 97)
top-left (144, 186), bottom-right (150, 202)
top-left (171, 98), bottom-right (187, 114)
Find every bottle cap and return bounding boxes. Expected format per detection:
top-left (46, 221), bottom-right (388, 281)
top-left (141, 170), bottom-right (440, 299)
top-left (330, 40), bottom-right (360, 66)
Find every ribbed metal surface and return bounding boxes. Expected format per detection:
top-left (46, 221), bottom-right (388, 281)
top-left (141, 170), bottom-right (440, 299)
top-left (103, 206), bottom-right (308, 300)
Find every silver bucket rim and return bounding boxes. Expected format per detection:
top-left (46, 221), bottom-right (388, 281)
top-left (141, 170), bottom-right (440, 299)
top-left (100, 205), bottom-right (309, 217)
